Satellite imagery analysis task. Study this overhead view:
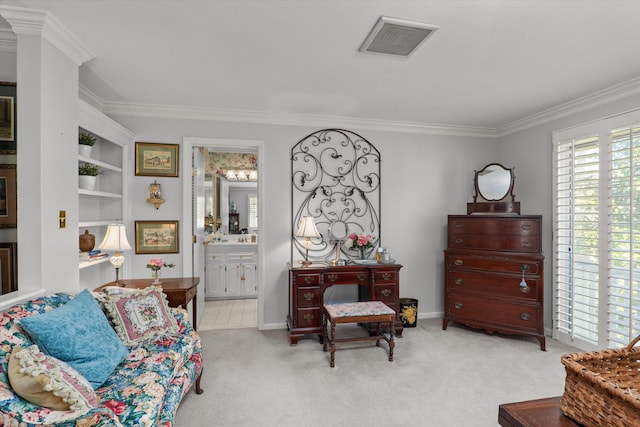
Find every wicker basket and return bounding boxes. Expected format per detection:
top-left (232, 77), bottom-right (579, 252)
top-left (560, 335), bottom-right (640, 426)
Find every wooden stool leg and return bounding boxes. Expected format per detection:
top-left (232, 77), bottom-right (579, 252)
top-left (388, 319), bottom-right (394, 362)
top-left (330, 320), bottom-right (336, 368)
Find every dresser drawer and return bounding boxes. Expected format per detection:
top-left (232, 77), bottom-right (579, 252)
top-left (324, 271), bottom-right (369, 285)
top-left (445, 252), bottom-right (542, 275)
top-left (449, 216), bottom-right (540, 236)
top-left (295, 273), bottom-right (321, 286)
top-left (374, 284), bottom-right (398, 304)
top-left (296, 287), bottom-right (321, 307)
top-left (295, 308), bottom-right (320, 328)
top-left (448, 234), bottom-right (540, 253)
top-left (446, 294), bottom-right (540, 332)
top-left (446, 270), bottom-right (540, 301)
top-left (373, 269), bottom-right (397, 284)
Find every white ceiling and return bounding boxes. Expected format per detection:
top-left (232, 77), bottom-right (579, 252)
top-left (2, 0), bottom-right (640, 131)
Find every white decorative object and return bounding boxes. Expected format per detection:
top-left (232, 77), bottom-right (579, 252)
top-left (78, 175), bottom-right (96, 191)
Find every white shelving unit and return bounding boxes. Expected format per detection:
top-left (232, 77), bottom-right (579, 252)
top-left (78, 100), bottom-right (135, 286)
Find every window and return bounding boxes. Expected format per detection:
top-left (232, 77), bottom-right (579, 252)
top-left (553, 109), bottom-right (640, 350)
top-left (248, 194), bottom-right (258, 229)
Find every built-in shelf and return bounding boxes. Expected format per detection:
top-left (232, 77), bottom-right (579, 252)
top-left (79, 256), bottom-right (110, 269)
top-left (79, 220), bottom-right (119, 228)
top-left (78, 189), bottom-right (123, 198)
top-left (78, 155), bottom-right (122, 173)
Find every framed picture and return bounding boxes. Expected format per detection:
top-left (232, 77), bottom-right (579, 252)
top-left (0, 165), bottom-right (17, 228)
top-left (135, 220), bottom-right (179, 254)
top-left (0, 82), bottom-right (16, 154)
top-left (0, 242), bottom-right (17, 295)
top-left (135, 142), bottom-right (179, 177)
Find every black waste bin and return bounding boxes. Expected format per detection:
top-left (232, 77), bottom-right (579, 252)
top-left (399, 298), bottom-right (418, 327)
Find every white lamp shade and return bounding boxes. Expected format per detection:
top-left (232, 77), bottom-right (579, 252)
top-left (296, 216), bottom-right (320, 238)
top-left (98, 223), bottom-right (132, 252)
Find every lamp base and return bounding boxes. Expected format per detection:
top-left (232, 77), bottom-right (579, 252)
top-left (300, 259), bottom-right (312, 267)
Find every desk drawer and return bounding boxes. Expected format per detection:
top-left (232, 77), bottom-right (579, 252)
top-left (295, 273), bottom-right (321, 286)
top-left (297, 287), bottom-right (321, 307)
top-left (374, 284), bottom-right (398, 304)
top-left (324, 271), bottom-right (369, 285)
top-left (295, 308), bottom-right (320, 328)
top-left (374, 269), bottom-right (397, 284)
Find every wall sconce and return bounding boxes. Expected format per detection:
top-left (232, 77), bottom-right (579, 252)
top-left (146, 180), bottom-right (164, 209)
top-left (296, 215), bottom-right (319, 267)
top-left (224, 170), bottom-right (258, 181)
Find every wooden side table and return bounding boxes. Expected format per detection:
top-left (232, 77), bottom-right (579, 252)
top-left (498, 397), bottom-right (581, 427)
top-left (95, 277), bottom-right (200, 330)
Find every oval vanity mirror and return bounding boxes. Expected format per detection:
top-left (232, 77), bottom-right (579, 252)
top-left (477, 163), bottom-right (512, 201)
top-left (467, 163), bottom-right (520, 214)
top-left (328, 220), bottom-right (349, 242)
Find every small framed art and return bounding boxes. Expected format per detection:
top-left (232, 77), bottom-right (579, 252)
top-left (135, 142), bottom-right (179, 177)
top-left (135, 220), bottom-right (179, 254)
top-left (0, 242), bottom-right (17, 294)
top-left (0, 165), bottom-right (17, 228)
top-left (0, 82), bottom-right (16, 154)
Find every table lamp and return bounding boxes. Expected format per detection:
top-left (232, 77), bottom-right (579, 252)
top-left (296, 215), bottom-right (319, 267)
top-left (98, 223), bottom-right (132, 286)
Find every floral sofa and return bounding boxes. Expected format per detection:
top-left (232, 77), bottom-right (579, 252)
top-left (0, 290), bottom-right (203, 427)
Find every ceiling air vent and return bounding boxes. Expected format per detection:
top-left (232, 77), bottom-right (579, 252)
top-left (359, 16), bottom-right (438, 57)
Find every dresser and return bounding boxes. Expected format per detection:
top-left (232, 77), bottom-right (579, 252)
top-left (443, 215), bottom-right (545, 350)
top-left (287, 264), bottom-right (403, 345)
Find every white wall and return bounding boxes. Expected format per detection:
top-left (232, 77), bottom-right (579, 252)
top-left (108, 114), bottom-right (497, 328)
top-left (498, 92), bottom-right (640, 333)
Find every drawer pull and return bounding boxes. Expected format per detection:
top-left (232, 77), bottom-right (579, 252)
top-left (303, 313), bottom-right (314, 322)
top-left (357, 273), bottom-right (367, 281)
top-left (520, 285), bottom-right (531, 294)
top-left (455, 238), bottom-right (464, 244)
top-left (303, 292), bottom-right (314, 301)
top-left (521, 242), bottom-right (532, 248)
top-left (454, 259), bottom-right (463, 266)
top-left (303, 276), bottom-right (314, 284)
top-left (454, 278), bottom-right (463, 285)
top-left (520, 313), bottom-right (531, 321)
top-left (521, 224), bottom-right (531, 231)
top-left (327, 274), bottom-right (338, 282)
top-left (382, 273), bottom-right (392, 281)
top-left (521, 264), bottom-right (530, 272)
top-left (381, 289), bottom-right (391, 297)
top-left (454, 223), bottom-right (464, 229)
top-left (454, 303), bottom-right (463, 309)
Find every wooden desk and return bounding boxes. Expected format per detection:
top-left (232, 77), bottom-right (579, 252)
top-left (96, 277), bottom-right (200, 330)
top-left (287, 263), bottom-right (403, 345)
top-left (498, 397), bottom-right (581, 427)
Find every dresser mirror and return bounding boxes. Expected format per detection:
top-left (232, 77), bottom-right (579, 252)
top-left (467, 163), bottom-right (520, 214)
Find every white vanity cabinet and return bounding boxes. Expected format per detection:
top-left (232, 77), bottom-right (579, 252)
top-left (205, 244), bottom-right (257, 299)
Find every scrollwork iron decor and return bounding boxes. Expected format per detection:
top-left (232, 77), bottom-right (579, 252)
top-left (291, 129), bottom-right (381, 264)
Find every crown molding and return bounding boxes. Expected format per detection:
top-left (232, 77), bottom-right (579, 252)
top-left (79, 99), bottom-right (135, 146)
top-left (102, 101), bottom-right (498, 138)
top-left (497, 76), bottom-right (640, 137)
top-left (0, 5), bottom-right (93, 65)
top-left (0, 28), bottom-right (16, 53)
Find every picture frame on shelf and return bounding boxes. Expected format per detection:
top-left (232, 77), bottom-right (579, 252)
top-left (135, 220), bottom-right (179, 254)
top-left (135, 142), bottom-right (179, 177)
top-left (0, 82), bottom-right (16, 153)
top-left (0, 242), bottom-right (17, 295)
top-left (0, 165), bottom-right (17, 228)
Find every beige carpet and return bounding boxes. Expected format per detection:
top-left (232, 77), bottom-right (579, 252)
top-left (175, 318), bottom-right (579, 427)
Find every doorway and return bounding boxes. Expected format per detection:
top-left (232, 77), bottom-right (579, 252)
top-left (182, 137), bottom-right (263, 331)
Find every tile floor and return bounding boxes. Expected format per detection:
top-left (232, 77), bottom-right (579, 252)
top-left (199, 298), bottom-right (257, 331)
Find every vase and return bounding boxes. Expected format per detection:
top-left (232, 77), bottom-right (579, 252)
top-left (78, 175), bottom-right (97, 191)
top-left (78, 144), bottom-right (92, 158)
top-left (359, 247), bottom-right (366, 260)
top-left (151, 270), bottom-right (161, 285)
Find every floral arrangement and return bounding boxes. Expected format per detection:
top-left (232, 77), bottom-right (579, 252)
top-left (146, 258), bottom-right (175, 272)
top-left (344, 232), bottom-right (374, 259)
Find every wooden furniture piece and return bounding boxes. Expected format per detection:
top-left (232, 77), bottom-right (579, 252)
top-left (499, 397), bottom-right (580, 427)
top-left (288, 263), bottom-right (403, 345)
top-left (467, 163), bottom-right (520, 215)
top-left (205, 243), bottom-right (257, 299)
top-left (443, 215), bottom-right (545, 350)
top-left (323, 301), bottom-right (395, 368)
top-left (95, 277), bottom-right (200, 330)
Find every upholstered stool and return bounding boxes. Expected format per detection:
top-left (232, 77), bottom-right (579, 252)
top-left (322, 301), bottom-right (395, 368)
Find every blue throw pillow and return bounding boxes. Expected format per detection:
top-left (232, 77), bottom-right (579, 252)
top-left (19, 288), bottom-right (130, 389)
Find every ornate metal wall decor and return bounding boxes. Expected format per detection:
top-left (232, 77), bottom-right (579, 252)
top-left (291, 129), bottom-right (381, 264)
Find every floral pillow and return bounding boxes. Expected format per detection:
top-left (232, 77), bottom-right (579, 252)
top-left (103, 286), bottom-right (179, 346)
top-left (8, 345), bottom-right (98, 412)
